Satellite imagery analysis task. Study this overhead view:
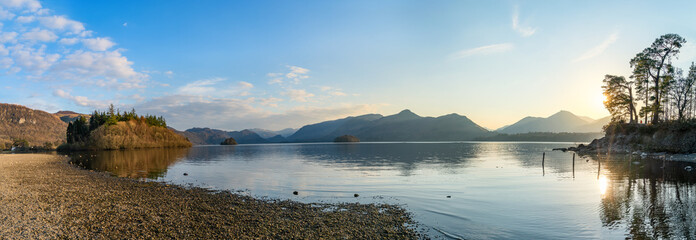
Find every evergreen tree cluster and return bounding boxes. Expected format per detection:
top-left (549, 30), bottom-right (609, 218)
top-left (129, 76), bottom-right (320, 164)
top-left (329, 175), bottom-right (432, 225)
top-left (66, 104), bottom-right (167, 144)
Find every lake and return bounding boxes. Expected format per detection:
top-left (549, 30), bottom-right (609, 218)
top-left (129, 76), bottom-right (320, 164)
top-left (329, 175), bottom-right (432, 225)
top-left (68, 142), bottom-right (696, 239)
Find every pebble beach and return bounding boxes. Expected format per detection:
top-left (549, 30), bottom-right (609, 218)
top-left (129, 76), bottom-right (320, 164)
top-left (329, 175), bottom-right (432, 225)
top-left (0, 154), bottom-right (420, 239)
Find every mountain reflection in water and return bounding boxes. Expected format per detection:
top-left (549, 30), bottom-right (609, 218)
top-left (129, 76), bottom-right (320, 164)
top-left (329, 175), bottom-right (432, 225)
top-left (68, 143), bottom-right (696, 239)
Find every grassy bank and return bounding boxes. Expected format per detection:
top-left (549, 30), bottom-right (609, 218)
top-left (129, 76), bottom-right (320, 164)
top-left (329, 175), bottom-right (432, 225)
top-left (0, 154), bottom-right (420, 239)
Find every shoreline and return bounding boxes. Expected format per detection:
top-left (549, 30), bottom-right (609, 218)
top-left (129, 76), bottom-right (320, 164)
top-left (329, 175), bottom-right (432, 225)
top-left (0, 153), bottom-right (421, 239)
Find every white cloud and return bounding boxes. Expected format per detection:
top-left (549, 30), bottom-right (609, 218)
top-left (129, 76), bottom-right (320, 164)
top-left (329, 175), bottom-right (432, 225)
top-left (0, 6), bottom-right (15, 20)
top-left (512, 6), bottom-right (536, 37)
top-left (0, 44), bottom-right (8, 55)
top-left (0, 0), bottom-right (42, 12)
top-left (268, 66), bottom-right (310, 85)
top-left (164, 70), bottom-right (173, 77)
top-left (177, 77), bottom-right (225, 95)
top-left (58, 37), bottom-right (78, 45)
top-left (9, 44), bottom-right (59, 73)
top-left (122, 22), bottom-right (127, 27)
top-left (38, 15), bottom-right (85, 34)
top-left (136, 94), bottom-right (382, 130)
top-left (268, 78), bottom-right (283, 84)
top-left (81, 37), bottom-right (116, 51)
top-left (283, 89), bottom-right (314, 102)
top-left (319, 86), bottom-right (348, 96)
top-left (451, 43), bottom-right (513, 59)
top-left (0, 31), bottom-right (17, 43)
top-left (52, 50), bottom-right (147, 88)
top-left (573, 33), bottom-right (618, 62)
top-left (258, 97), bottom-right (283, 107)
top-left (15, 15), bottom-right (34, 23)
top-left (21, 29), bottom-right (57, 42)
top-left (238, 81), bottom-right (253, 89)
top-left (52, 89), bottom-right (107, 108)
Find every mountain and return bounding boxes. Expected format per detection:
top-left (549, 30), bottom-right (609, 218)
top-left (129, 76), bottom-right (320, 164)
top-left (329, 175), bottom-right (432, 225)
top-left (177, 128), bottom-right (268, 145)
top-left (287, 110), bottom-right (491, 142)
top-left (0, 103), bottom-right (68, 148)
top-left (249, 128), bottom-right (297, 138)
top-left (574, 116), bottom-right (611, 132)
top-left (286, 114), bottom-right (384, 142)
top-left (497, 111), bottom-right (609, 134)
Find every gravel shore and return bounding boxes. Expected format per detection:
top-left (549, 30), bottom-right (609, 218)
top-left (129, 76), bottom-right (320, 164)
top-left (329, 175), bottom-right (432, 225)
top-left (0, 154), bottom-right (421, 239)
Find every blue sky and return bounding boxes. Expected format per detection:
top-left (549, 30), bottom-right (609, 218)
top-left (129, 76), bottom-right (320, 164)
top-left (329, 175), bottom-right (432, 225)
top-left (2, 0), bottom-right (696, 131)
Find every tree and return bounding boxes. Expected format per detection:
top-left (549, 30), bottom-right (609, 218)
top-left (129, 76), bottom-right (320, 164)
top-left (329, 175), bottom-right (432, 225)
top-left (670, 63), bottom-right (696, 121)
top-left (630, 33), bottom-right (686, 124)
top-left (602, 75), bottom-right (637, 123)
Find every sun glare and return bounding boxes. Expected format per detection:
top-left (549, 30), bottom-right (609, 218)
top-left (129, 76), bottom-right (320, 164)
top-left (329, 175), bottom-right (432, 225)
top-left (598, 175), bottom-right (608, 197)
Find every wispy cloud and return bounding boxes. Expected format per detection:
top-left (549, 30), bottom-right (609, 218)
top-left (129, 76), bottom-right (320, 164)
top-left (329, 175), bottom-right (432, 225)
top-left (512, 6), bottom-right (536, 37)
top-left (573, 33), bottom-right (618, 62)
top-left (267, 65), bottom-right (310, 85)
top-left (52, 89), bottom-right (108, 108)
top-left (451, 43), bottom-right (514, 59)
top-left (282, 89), bottom-right (314, 102)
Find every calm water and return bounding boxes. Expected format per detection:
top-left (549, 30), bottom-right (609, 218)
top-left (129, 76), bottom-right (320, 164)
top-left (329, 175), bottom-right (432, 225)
top-left (68, 142), bottom-right (696, 239)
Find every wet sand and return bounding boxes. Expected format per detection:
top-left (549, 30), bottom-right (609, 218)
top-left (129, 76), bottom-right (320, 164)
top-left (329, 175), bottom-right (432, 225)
top-left (0, 154), bottom-right (420, 239)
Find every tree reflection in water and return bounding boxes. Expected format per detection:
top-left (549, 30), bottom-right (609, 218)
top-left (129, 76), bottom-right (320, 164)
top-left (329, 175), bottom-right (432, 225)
top-left (68, 148), bottom-right (189, 179)
top-left (593, 154), bottom-right (696, 239)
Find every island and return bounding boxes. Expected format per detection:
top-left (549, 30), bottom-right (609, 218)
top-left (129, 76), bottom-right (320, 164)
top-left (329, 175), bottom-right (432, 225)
top-left (58, 105), bottom-right (191, 151)
top-left (220, 137), bottom-right (238, 145)
top-left (334, 135), bottom-right (360, 142)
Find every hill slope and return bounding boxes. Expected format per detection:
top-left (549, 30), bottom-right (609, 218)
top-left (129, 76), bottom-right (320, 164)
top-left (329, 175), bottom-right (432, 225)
top-left (0, 103), bottom-right (67, 148)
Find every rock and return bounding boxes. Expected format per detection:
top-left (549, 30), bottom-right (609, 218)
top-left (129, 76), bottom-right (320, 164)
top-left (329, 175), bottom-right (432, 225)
top-left (293, 191), bottom-right (298, 195)
top-left (552, 148), bottom-right (567, 152)
top-left (183, 173), bottom-right (188, 176)
top-left (354, 193), bottom-right (359, 197)
top-left (446, 196), bottom-right (451, 198)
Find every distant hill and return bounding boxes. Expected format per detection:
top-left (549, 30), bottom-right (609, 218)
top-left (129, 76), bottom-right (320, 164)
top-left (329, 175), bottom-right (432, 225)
top-left (477, 132), bottom-right (604, 142)
top-left (249, 128), bottom-right (297, 138)
top-left (0, 103), bottom-right (67, 148)
top-left (177, 128), bottom-right (269, 145)
top-left (54, 110), bottom-right (90, 123)
top-left (496, 111), bottom-right (609, 134)
top-left (287, 109), bottom-right (492, 142)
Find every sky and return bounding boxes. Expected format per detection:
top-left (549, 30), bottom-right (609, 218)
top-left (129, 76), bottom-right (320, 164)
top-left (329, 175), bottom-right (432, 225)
top-left (2, 0), bottom-right (696, 131)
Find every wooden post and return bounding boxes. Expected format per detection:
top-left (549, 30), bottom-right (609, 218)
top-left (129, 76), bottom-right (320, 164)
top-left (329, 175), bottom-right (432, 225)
top-left (572, 153), bottom-right (575, 178)
top-left (542, 152), bottom-right (545, 176)
top-left (597, 156), bottom-right (601, 180)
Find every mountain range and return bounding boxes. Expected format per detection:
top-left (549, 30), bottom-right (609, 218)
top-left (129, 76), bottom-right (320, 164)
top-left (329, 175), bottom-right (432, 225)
top-left (0, 103), bottom-right (610, 147)
top-left (496, 110), bottom-right (610, 134)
